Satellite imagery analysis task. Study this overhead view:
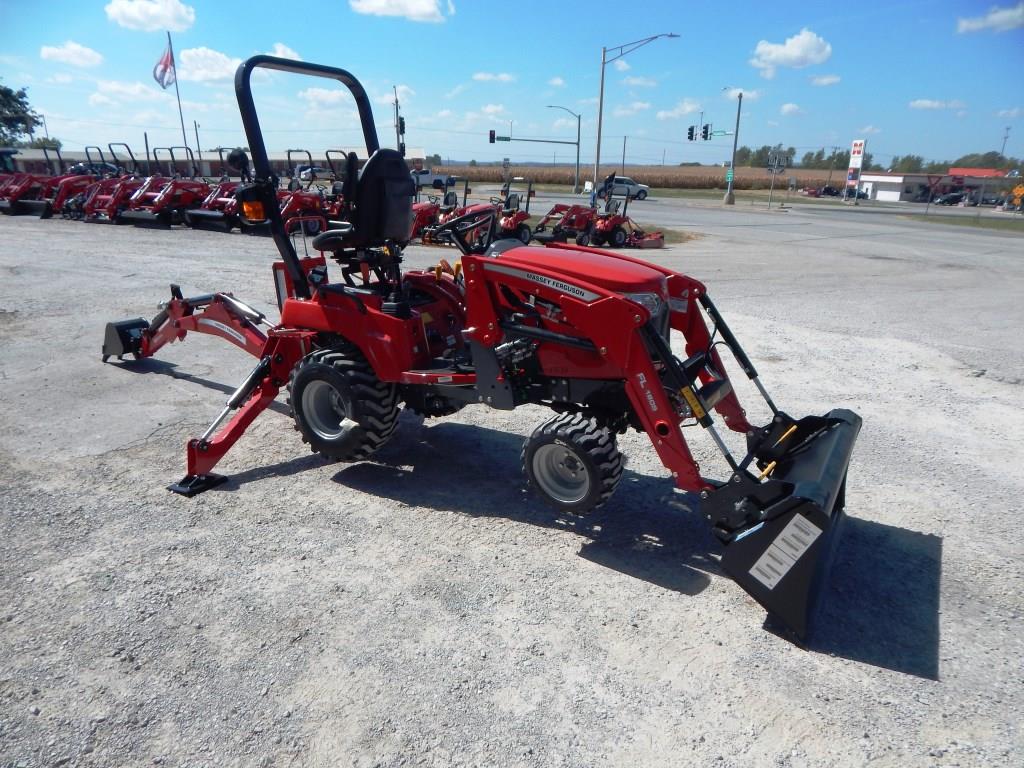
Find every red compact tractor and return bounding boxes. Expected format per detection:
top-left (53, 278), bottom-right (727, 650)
top-left (17, 146), bottom-right (114, 218)
top-left (591, 193), bottom-right (664, 248)
top-left (58, 143), bottom-right (139, 220)
top-left (531, 202), bottom-right (599, 245)
top-left (102, 56), bottom-right (860, 640)
top-left (495, 176), bottom-right (534, 243)
top-left (0, 147), bottom-right (70, 215)
top-left (184, 148), bottom-right (252, 231)
top-left (120, 146), bottom-right (211, 227)
top-left (410, 176), bottom-right (465, 240)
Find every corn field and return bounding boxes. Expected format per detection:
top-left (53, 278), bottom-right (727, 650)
top-left (435, 164), bottom-right (839, 190)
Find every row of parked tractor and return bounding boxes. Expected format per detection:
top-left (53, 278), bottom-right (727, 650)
top-left (0, 142), bottom-right (662, 249)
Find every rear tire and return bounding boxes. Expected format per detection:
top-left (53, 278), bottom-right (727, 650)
top-left (635, 189), bottom-right (647, 200)
top-left (610, 226), bottom-right (627, 248)
top-left (575, 229), bottom-right (591, 247)
top-left (288, 343), bottom-right (399, 461)
top-left (522, 413), bottom-right (623, 514)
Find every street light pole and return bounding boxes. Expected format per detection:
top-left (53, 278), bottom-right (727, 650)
top-left (546, 104), bottom-right (581, 193)
top-left (593, 33), bottom-right (679, 188)
top-left (723, 91), bottom-right (742, 205)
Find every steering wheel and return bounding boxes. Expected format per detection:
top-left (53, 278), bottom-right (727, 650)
top-left (430, 206), bottom-right (498, 255)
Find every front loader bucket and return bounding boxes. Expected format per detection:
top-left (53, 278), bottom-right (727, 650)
top-left (184, 209), bottom-right (234, 231)
top-left (717, 408), bottom-right (862, 640)
top-left (120, 209), bottom-right (172, 228)
top-left (17, 199), bottom-right (52, 218)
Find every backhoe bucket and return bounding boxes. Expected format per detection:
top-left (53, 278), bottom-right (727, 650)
top-left (717, 408), bottom-right (861, 640)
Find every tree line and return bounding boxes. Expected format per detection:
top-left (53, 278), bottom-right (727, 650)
top-left (726, 144), bottom-right (1021, 174)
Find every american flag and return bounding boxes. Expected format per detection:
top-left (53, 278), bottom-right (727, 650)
top-left (153, 44), bottom-right (176, 89)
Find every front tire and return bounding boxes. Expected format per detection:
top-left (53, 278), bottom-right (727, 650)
top-left (610, 226), bottom-right (627, 248)
top-left (522, 413), bottom-right (623, 514)
top-left (288, 343), bottom-right (399, 461)
top-left (515, 222), bottom-right (531, 244)
top-left (635, 189), bottom-right (647, 200)
top-left (575, 229), bottom-right (591, 247)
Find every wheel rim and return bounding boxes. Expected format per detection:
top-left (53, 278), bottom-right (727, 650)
top-left (302, 379), bottom-right (357, 440)
top-left (532, 444), bottom-right (591, 504)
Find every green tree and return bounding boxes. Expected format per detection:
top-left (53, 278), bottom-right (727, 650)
top-left (20, 136), bottom-right (61, 149)
top-left (734, 146), bottom-right (752, 166)
top-left (891, 155), bottom-right (924, 173)
top-left (425, 153), bottom-right (442, 166)
top-left (0, 83), bottom-right (41, 146)
top-left (468, 159), bottom-right (477, 167)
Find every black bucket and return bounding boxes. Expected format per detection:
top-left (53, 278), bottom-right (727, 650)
top-left (716, 408), bottom-right (861, 640)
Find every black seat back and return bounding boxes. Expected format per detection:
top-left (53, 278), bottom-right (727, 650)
top-left (504, 192), bottom-right (520, 214)
top-left (352, 148), bottom-right (414, 245)
top-left (441, 190), bottom-right (458, 210)
top-left (342, 152), bottom-right (358, 203)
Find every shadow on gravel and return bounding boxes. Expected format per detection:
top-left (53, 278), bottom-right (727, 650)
top-left (333, 419), bottom-right (716, 598)
top-left (112, 357), bottom-right (289, 415)
top-left (802, 517), bottom-right (942, 680)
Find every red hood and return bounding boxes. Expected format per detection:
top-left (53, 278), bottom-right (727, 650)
top-left (495, 244), bottom-right (665, 294)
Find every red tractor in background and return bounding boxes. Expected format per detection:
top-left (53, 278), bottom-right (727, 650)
top-left (184, 148), bottom-right (253, 231)
top-left (591, 191), bottom-right (664, 248)
top-left (410, 176), bottom-right (466, 240)
top-left (0, 147), bottom-right (70, 215)
top-left (18, 146), bottom-right (117, 218)
top-left (102, 55), bottom-right (860, 641)
top-left (59, 143), bottom-right (140, 220)
top-left (120, 146), bottom-right (211, 227)
top-left (531, 202), bottom-right (598, 245)
top-left (495, 176), bottom-right (534, 243)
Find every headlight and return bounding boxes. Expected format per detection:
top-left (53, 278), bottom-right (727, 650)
top-left (626, 292), bottom-right (664, 317)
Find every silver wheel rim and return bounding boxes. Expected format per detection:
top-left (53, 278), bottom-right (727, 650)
top-left (302, 379), bottom-right (357, 440)
top-left (532, 444), bottom-right (591, 504)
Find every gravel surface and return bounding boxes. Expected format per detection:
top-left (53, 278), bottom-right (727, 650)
top-left (1, 210), bottom-right (1021, 767)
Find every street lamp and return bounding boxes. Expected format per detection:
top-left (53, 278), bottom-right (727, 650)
top-left (546, 104), bottom-right (581, 193)
top-left (594, 33), bottom-right (679, 188)
top-left (722, 87), bottom-right (744, 205)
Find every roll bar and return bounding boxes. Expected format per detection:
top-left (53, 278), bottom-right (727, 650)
top-left (233, 55), bottom-right (381, 300)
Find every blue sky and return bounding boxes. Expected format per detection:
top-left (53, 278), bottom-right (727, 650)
top-left (1, 0), bottom-right (1022, 166)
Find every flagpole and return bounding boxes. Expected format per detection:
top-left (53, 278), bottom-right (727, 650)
top-left (167, 31), bottom-right (189, 151)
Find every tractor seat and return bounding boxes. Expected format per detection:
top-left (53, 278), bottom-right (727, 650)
top-left (502, 192), bottom-right (520, 215)
top-left (311, 222), bottom-right (355, 251)
top-left (439, 190), bottom-right (458, 213)
top-left (484, 238), bottom-right (524, 258)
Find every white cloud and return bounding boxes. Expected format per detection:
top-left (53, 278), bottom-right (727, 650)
top-left (578, 96), bottom-right (599, 106)
top-left (349, 0), bottom-right (450, 23)
top-left (780, 103), bottom-right (802, 116)
top-left (723, 87), bottom-right (759, 100)
top-left (622, 76), bottom-right (656, 87)
top-left (859, 125), bottom-right (881, 134)
top-left (613, 59), bottom-right (630, 72)
top-left (436, 108), bottom-right (452, 118)
top-left (40, 41), bottom-right (103, 68)
top-left (104, 0), bottom-right (195, 32)
top-left (473, 72), bottom-right (515, 82)
top-left (552, 117), bottom-right (575, 130)
top-left (750, 28), bottom-right (832, 79)
top-left (269, 43), bottom-right (301, 60)
top-left (956, 110), bottom-right (968, 118)
top-left (178, 47), bottom-right (241, 82)
top-left (810, 74), bottom-right (840, 86)
top-left (908, 98), bottom-right (966, 110)
top-left (481, 103), bottom-right (505, 115)
top-left (375, 84), bottom-right (415, 106)
top-left (96, 79), bottom-right (165, 101)
top-left (656, 99), bottom-right (700, 120)
top-left (298, 87), bottom-right (350, 106)
top-left (957, 2), bottom-right (1024, 33)
top-left (49, 73), bottom-right (74, 84)
top-left (613, 101), bottom-right (650, 117)
top-left (445, 83), bottom-right (466, 98)
top-left (548, 76), bottom-right (565, 87)
top-left (998, 107), bottom-right (1021, 118)
top-left (88, 93), bottom-right (116, 107)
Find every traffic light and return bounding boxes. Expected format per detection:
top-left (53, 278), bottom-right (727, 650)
top-left (701, 124), bottom-right (711, 140)
top-left (398, 116), bottom-right (406, 135)
top-left (399, 142), bottom-right (406, 157)
top-left (489, 129), bottom-right (496, 144)
top-left (687, 125), bottom-right (695, 141)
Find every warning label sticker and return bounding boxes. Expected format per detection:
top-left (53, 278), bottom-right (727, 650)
top-left (748, 514), bottom-right (823, 590)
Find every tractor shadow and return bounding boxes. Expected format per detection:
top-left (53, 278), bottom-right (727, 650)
top-left (114, 357), bottom-right (290, 416)
top-left (798, 518), bottom-right (942, 680)
top-left (331, 416), bottom-right (717, 597)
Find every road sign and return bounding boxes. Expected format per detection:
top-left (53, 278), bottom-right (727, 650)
top-left (725, 169), bottom-right (734, 183)
top-left (495, 136), bottom-right (511, 142)
top-left (849, 139), bottom-right (866, 170)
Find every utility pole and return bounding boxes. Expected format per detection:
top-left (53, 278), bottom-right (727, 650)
top-left (193, 121), bottom-right (202, 173)
top-left (824, 145), bottom-right (840, 189)
top-left (723, 91), bottom-right (743, 205)
top-left (393, 86), bottom-right (401, 150)
top-left (621, 135), bottom-right (627, 174)
top-left (546, 104), bottom-right (582, 193)
top-left (1001, 126), bottom-right (1011, 158)
top-left (662, 148), bottom-right (666, 165)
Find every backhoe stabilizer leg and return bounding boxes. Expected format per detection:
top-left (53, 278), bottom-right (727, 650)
top-left (169, 357), bottom-right (278, 496)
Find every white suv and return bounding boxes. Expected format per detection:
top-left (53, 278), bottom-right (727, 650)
top-left (597, 176), bottom-right (650, 200)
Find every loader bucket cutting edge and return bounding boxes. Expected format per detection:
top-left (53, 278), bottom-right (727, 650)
top-left (717, 408), bottom-right (862, 640)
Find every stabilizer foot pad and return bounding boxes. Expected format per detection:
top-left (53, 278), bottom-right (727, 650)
top-left (168, 474), bottom-right (227, 497)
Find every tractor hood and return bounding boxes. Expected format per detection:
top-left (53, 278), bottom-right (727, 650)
top-left (497, 244), bottom-right (666, 295)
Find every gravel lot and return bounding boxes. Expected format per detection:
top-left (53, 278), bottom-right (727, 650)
top-left (1, 208), bottom-right (1021, 767)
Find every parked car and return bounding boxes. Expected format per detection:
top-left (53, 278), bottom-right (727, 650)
top-left (933, 192), bottom-right (964, 206)
top-left (597, 176), bottom-right (650, 200)
top-left (297, 165), bottom-right (335, 182)
top-left (410, 169), bottom-right (455, 190)
top-left (818, 185), bottom-right (841, 197)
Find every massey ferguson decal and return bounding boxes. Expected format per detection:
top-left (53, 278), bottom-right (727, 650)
top-left (483, 263), bottom-right (600, 302)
